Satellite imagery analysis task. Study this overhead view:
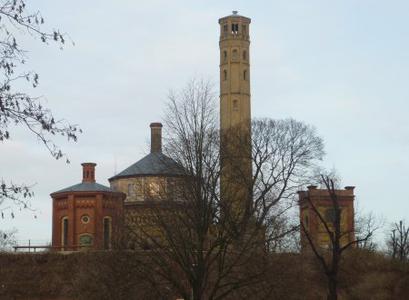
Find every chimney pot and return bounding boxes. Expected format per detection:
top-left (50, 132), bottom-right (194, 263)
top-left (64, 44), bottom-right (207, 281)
top-left (81, 162), bottom-right (96, 183)
top-left (150, 122), bottom-right (163, 153)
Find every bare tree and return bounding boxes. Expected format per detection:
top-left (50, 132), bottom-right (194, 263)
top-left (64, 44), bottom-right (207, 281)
top-left (126, 79), bottom-right (324, 299)
top-left (387, 220), bottom-right (409, 262)
top-left (301, 175), bottom-right (376, 300)
top-left (0, 227), bottom-right (17, 251)
top-left (0, 1), bottom-right (81, 210)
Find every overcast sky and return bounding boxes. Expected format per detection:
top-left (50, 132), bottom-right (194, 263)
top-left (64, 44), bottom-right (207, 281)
top-left (1, 0), bottom-right (409, 244)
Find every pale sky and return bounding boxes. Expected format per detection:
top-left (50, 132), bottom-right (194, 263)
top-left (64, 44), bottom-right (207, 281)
top-left (1, 0), bottom-right (409, 244)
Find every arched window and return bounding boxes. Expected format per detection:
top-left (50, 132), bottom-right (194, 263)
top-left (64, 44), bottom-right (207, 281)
top-left (231, 23), bottom-right (239, 34)
top-left (61, 216), bottom-right (68, 250)
top-left (103, 217), bottom-right (112, 250)
top-left (233, 99), bottom-right (239, 111)
top-left (223, 70), bottom-right (227, 81)
top-left (232, 49), bottom-right (238, 60)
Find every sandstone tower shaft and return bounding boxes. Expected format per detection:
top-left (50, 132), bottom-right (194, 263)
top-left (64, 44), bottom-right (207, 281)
top-left (219, 12), bottom-right (252, 216)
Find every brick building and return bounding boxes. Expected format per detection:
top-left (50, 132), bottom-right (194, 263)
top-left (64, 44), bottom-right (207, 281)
top-left (51, 163), bottom-right (125, 251)
top-left (298, 185), bottom-right (355, 250)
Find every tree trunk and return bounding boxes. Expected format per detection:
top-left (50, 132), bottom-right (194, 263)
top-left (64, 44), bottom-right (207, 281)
top-left (327, 277), bottom-right (337, 300)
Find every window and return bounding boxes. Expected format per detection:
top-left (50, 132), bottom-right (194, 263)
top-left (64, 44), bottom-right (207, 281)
top-left (148, 181), bottom-right (160, 198)
top-left (127, 183), bottom-right (135, 198)
top-left (61, 217), bottom-right (68, 249)
top-left (103, 217), bottom-right (112, 250)
top-left (325, 208), bottom-right (341, 223)
top-left (233, 99), bottom-right (239, 111)
top-left (243, 70), bottom-right (247, 80)
top-left (232, 49), bottom-right (238, 59)
top-left (243, 50), bottom-right (247, 60)
top-left (81, 215), bottom-right (90, 224)
top-left (223, 50), bottom-right (227, 62)
top-left (231, 23), bottom-right (239, 34)
top-left (223, 70), bottom-right (227, 81)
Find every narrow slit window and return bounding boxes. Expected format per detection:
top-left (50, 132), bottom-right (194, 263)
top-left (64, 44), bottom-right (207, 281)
top-left (223, 70), bottom-right (227, 81)
top-left (243, 50), bottom-right (247, 60)
top-left (233, 99), bottom-right (239, 111)
top-left (223, 51), bottom-right (227, 62)
top-left (103, 217), bottom-right (112, 250)
top-left (61, 217), bottom-right (68, 249)
top-left (243, 70), bottom-right (247, 80)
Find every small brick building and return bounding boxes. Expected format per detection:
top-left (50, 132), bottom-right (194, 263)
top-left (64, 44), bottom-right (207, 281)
top-left (298, 185), bottom-right (355, 250)
top-left (51, 163), bottom-right (125, 251)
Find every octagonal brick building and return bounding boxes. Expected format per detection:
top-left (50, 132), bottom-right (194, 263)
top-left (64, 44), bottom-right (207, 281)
top-left (51, 163), bottom-right (125, 251)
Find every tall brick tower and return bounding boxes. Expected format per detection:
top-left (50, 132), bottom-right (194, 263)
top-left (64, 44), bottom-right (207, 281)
top-left (219, 11), bottom-right (252, 217)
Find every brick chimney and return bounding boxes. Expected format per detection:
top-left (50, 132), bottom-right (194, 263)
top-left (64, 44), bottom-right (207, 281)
top-left (150, 122), bottom-right (163, 153)
top-left (82, 162), bottom-right (96, 183)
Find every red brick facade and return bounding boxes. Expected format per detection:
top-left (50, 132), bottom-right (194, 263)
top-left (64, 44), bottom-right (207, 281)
top-left (51, 163), bottom-right (125, 251)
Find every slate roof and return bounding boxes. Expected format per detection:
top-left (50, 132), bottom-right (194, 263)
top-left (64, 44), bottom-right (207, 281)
top-left (109, 152), bottom-right (185, 181)
top-left (52, 182), bottom-right (115, 195)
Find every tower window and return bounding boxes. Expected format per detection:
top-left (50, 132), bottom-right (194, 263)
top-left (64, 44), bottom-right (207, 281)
top-left (223, 50), bottom-right (227, 62)
top-left (232, 49), bottom-right (238, 60)
top-left (231, 23), bottom-right (239, 34)
top-left (223, 70), bottom-right (227, 81)
top-left (243, 70), bottom-right (247, 80)
top-left (243, 50), bottom-right (247, 60)
top-left (233, 99), bottom-right (239, 111)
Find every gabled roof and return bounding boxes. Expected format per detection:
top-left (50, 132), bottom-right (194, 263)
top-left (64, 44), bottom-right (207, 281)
top-left (109, 152), bottom-right (185, 181)
top-left (52, 182), bottom-right (115, 195)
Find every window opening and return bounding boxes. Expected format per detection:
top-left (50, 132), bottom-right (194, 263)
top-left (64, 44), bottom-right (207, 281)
top-left (223, 70), bottom-right (227, 81)
top-left (103, 217), bottom-right (112, 250)
top-left (231, 23), bottom-right (239, 34)
top-left (243, 70), bottom-right (247, 80)
top-left (233, 99), bottom-right (239, 111)
top-left (61, 217), bottom-right (68, 249)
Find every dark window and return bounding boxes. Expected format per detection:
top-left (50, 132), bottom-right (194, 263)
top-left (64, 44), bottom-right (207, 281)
top-left (243, 50), bottom-right (247, 60)
top-left (231, 23), bottom-right (239, 34)
top-left (224, 70), bottom-right (227, 81)
top-left (325, 208), bottom-right (341, 223)
top-left (62, 217), bottom-right (68, 248)
top-left (243, 70), bottom-right (247, 80)
top-left (103, 217), bottom-right (111, 250)
top-left (233, 99), bottom-right (239, 111)
top-left (223, 50), bottom-right (227, 61)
